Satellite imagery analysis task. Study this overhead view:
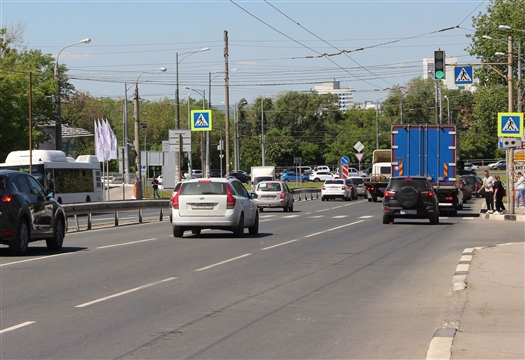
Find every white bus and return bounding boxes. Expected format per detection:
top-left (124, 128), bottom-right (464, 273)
top-left (0, 150), bottom-right (103, 204)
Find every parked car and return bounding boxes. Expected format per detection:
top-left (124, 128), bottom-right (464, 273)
top-left (281, 172), bottom-right (309, 183)
top-left (321, 179), bottom-right (352, 201)
top-left (349, 176), bottom-right (366, 197)
top-left (170, 178), bottom-right (259, 238)
top-left (252, 181), bottom-right (294, 212)
top-left (488, 160), bottom-right (506, 170)
top-left (461, 175), bottom-right (484, 197)
top-left (0, 170), bottom-right (67, 255)
top-left (309, 171), bottom-right (334, 182)
top-left (382, 176), bottom-right (439, 225)
top-left (463, 163), bottom-right (479, 172)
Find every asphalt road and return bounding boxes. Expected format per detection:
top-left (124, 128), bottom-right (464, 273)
top-left (1, 197), bottom-right (522, 359)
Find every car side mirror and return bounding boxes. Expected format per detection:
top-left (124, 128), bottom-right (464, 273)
top-left (251, 193), bottom-right (257, 199)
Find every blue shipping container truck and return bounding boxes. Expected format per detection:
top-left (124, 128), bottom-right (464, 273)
top-left (391, 124), bottom-right (463, 215)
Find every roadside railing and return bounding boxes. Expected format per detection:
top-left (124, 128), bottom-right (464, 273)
top-left (63, 188), bottom-right (321, 232)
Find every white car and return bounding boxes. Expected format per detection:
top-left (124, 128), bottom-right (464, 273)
top-left (309, 171), bottom-right (334, 182)
top-left (252, 180), bottom-right (294, 212)
top-left (170, 178), bottom-right (259, 238)
top-left (321, 179), bottom-right (351, 201)
top-left (463, 163), bottom-right (479, 171)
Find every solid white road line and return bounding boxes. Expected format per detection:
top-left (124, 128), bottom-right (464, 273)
top-left (96, 238), bottom-right (157, 249)
top-left (261, 239), bottom-right (298, 251)
top-left (194, 253), bottom-right (252, 272)
top-left (304, 220), bottom-right (365, 238)
top-left (0, 321), bottom-right (35, 334)
top-left (75, 277), bottom-right (177, 308)
top-left (0, 252), bottom-right (77, 268)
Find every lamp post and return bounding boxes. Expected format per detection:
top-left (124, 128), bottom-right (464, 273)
top-left (174, 47), bottom-right (209, 183)
top-left (444, 95), bottom-right (451, 124)
top-left (261, 97), bottom-right (266, 166)
top-left (376, 98), bottom-right (382, 149)
top-left (54, 38), bottom-right (91, 151)
top-left (141, 123), bottom-right (147, 194)
top-left (185, 87), bottom-right (208, 177)
top-left (134, 67), bottom-right (167, 199)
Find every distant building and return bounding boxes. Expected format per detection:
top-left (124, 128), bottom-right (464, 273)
top-left (356, 100), bottom-right (380, 111)
top-left (313, 81), bottom-right (354, 110)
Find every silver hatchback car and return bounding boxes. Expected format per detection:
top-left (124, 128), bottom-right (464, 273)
top-left (252, 181), bottom-right (294, 212)
top-left (170, 178), bottom-right (259, 238)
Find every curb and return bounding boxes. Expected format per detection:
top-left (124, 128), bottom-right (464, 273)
top-left (426, 247), bottom-right (474, 360)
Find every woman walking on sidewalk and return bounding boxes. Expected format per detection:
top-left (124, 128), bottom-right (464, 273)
top-left (493, 175), bottom-right (506, 214)
top-left (515, 172), bottom-right (525, 208)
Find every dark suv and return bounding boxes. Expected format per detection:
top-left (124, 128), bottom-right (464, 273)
top-left (382, 176), bottom-right (439, 225)
top-left (460, 175), bottom-right (483, 198)
top-left (0, 170), bottom-right (66, 255)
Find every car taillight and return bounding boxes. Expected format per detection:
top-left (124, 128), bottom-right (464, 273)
top-left (474, 183), bottom-right (479, 189)
top-left (421, 190), bottom-right (434, 197)
top-left (341, 185), bottom-right (346, 190)
top-left (366, 186), bottom-right (374, 191)
top-left (322, 186), bottom-right (326, 190)
top-left (280, 191), bottom-right (285, 200)
top-left (171, 192), bottom-right (180, 209)
top-left (443, 195), bottom-right (454, 201)
top-left (0, 195), bottom-right (13, 202)
top-left (227, 185), bottom-right (236, 209)
top-left (384, 190), bottom-right (396, 197)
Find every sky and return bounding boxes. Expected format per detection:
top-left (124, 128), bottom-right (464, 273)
top-left (1, 0), bottom-right (489, 106)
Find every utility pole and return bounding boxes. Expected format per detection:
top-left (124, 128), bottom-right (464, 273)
top-left (507, 35), bottom-right (515, 213)
top-left (133, 83), bottom-right (143, 200)
top-left (224, 31), bottom-right (231, 175)
top-left (261, 97), bottom-right (265, 166)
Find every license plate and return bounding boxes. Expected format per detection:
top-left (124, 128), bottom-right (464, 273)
top-left (192, 204), bottom-right (213, 210)
top-left (262, 195), bottom-right (274, 199)
top-left (400, 210), bottom-right (417, 215)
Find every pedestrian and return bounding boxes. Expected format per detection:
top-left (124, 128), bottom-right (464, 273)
top-left (152, 177), bottom-right (159, 199)
top-left (478, 170), bottom-right (495, 214)
top-left (515, 172), bottom-right (525, 208)
top-left (493, 175), bottom-right (506, 214)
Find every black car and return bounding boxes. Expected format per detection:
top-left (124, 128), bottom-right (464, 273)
top-left (0, 170), bottom-right (66, 255)
top-left (344, 178), bottom-right (358, 200)
top-left (460, 174), bottom-right (484, 198)
top-left (228, 171), bottom-right (250, 183)
top-left (459, 177), bottom-right (472, 201)
top-left (382, 176), bottom-right (439, 225)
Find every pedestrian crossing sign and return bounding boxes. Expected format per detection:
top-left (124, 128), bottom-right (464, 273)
top-left (454, 66), bottom-right (473, 85)
top-left (498, 112), bottom-right (523, 137)
top-left (191, 110), bottom-right (212, 131)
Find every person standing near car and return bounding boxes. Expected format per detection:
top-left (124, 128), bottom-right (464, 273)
top-left (478, 170), bottom-right (495, 214)
top-left (515, 172), bottom-right (525, 208)
top-left (152, 177), bottom-right (159, 199)
top-left (493, 175), bottom-right (506, 214)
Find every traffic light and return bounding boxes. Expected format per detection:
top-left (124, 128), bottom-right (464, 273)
top-left (434, 50), bottom-right (445, 80)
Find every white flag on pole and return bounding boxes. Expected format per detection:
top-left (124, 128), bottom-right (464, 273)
top-left (94, 119), bottom-right (104, 162)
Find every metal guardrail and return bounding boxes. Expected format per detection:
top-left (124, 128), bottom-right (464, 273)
top-left (62, 189), bottom-right (320, 232)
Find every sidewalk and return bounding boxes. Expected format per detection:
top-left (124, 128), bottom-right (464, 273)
top-left (426, 243), bottom-right (525, 359)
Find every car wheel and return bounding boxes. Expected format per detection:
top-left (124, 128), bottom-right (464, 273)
top-left (233, 214), bottom-right (244, 237)
top-left (173, 226), bottom-right (184, 238)
top-left (397, 186), bottom-right (419, 208)
top-left (249, 212), bottom-right (259, 235)
top-left (289, 202), bottom-right (294, 212)
top-left (283, 205), bottom-right (288, 212)
top-left (382, 215), bottom-right (392, 224)
top-left (191, 228), bottom-right (201, 235)
top-left (284, 179), bottom-right (289, 183)
top-left (313, 178), bottom-right (320, 182)
top-left (449, 209), bottom-right (458, 216)
top-left (10, 219), bottom-right (30, 255)
top-left (46, 217), bottom-right (65, 250)
top-left (321, 197), bottom-right (325, 201)
top-left (259, 207), bottom-right (264, 212)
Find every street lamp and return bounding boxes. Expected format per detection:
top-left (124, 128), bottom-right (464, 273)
top-left (134, 67), bottom-right (167, 199)
top-left (261, 97), bottom-right (266, 166)
top-left (54, 38), bottom-right (91, 151)
top-left (185, 87), bottom-right (208, 178)
top-left (376, 98), bottom-right (382, 149)
top-left (174, 47), bottom-right (209, 183)
top-left (141, 123), bottom-right (147, 193)
top-left (443, 95), bottom-right (451, 124)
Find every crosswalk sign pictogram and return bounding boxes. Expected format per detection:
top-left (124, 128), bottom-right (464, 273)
top-left (498, 112), bottom-right (523, 138)
top-left (454, 66), bottom-right (473, 85)
top-left (191, 110), bottom-right (212, 131)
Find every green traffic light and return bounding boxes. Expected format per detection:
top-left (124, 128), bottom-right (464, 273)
top-left (435, 70), bottom-right (445, 79)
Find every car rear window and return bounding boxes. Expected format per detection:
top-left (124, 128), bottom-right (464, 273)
top-left (387, 179), bottom-right (429, 191)
top-left (257, 182), bottom-right (282, 191)
top-left (350, 177), bottom-right (363, 184)
top-left (180, 182), bottom-right (227, 195)
top-left (0, 176), bottom-right (6, 190)
top-left (461, 176), bottom-right (477, 185)
top-left (325, 180), bottom-right (344, 185)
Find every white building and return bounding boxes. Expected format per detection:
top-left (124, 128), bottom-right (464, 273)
top-left (313, 81), bottom-right (354, 110)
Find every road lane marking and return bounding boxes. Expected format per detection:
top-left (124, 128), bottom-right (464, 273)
top-left (359, 215), bottom-right (374, 219)
top-left (195, 254), bottom-right (252, 272)
top-left (0, 252), bottom-right (77, 267)
top-left (308, 215), bottom-right (324, 218)
top-left (316, 209), bottom-right (330, 212)
top-left (333, 215), bottom-right (348, 218)
top-left (282, 215), bottom-right (300, 218)
top-left (304, 220), bottom-right (365, 238)
top-left (0, 321), bottom-right (35, 334)
top-left (96, 238), bottom-right (157, 249)
top-left (75, 277), bottom-right (177, 308)
top-left (261, 239), bottom-right (298, 250)
top-left (260, 215), bottom-right (276, 218)
top-left (332, 206), bottom-right (343, 209)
